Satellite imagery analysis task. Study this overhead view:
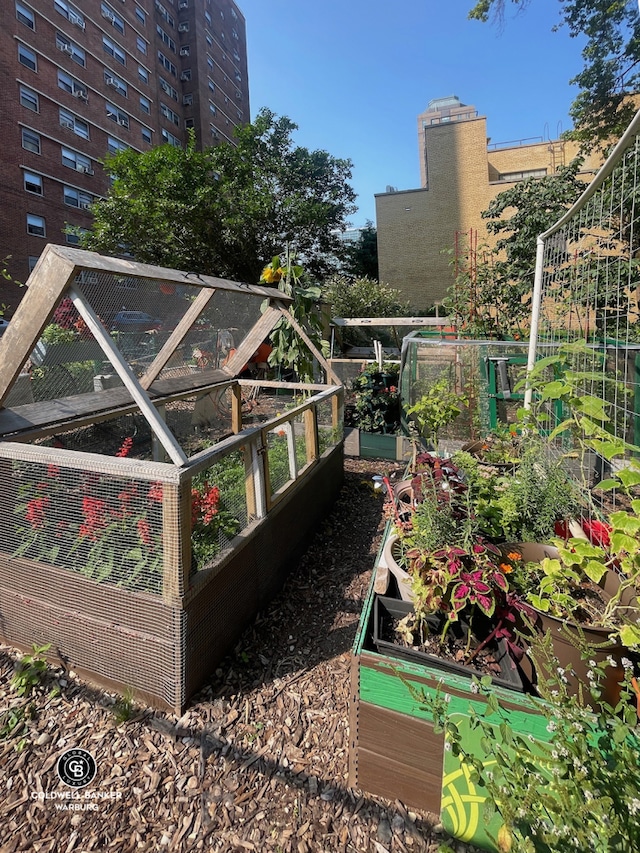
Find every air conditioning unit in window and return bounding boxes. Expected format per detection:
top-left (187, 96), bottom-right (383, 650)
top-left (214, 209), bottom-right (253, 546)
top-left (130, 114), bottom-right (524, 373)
top-left (79, 202), bottom-right (91, 210)
top-left (118, 117), bottom-right (129, 126)
top-left (105, 76), bottom-right (117, 87)
top-left (74, 89), bottom-right (88, 101)
top-left (180, 47), bottom-right (190, 56)
top-left (101, 9), bottom-right (111, 18)
top-left (76, 163), bottom-right (93, 174)
top-left (180, 72), bottom-right (190, 81)
top-left (178, 22), bottom-right (189, 32)
top-left (60, 118), bottom-right (75, 129)
top-left (59, 44), bottom-right (73, 55)
top-left (69, 13), bottom-right (85, 29)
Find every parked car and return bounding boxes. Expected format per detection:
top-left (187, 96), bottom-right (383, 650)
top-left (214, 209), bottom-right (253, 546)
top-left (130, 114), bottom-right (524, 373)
top-left (111, 311), bottom-right (162, 332)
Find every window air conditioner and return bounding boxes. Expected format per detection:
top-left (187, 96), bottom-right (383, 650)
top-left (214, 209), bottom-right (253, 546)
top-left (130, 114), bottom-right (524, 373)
top-left (178, 22), bottom-right (189, 32)
top-left (105, 77), bottom-right (116, 87)
top-left (59, 44), bottom-right (73, 54)
top-left (118, 117), bottom-right (128, 126)
top-left (61, 118), bottom-right (75, 129)
top-left (74, 89), bottom-right (88, 100)
top-left (101, 9), bottom-right (111, 18)
top-left (180, 47), bottom-right (189, 56)
top-left (80, 202), bottom-right (91, 210)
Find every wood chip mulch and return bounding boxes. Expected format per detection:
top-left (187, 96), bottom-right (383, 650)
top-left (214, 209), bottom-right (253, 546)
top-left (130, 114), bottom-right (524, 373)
top-left (0, 457), bottom-right (478, 853)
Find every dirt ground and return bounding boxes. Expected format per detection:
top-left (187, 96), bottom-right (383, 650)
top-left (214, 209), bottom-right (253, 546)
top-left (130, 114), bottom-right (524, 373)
top-left (0, 457), bottom-right (481, 853)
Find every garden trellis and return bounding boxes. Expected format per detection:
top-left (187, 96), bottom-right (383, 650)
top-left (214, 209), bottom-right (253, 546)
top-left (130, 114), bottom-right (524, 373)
top-left (0, 245), bottom-right (344, 712)
top-left (526, 107), bottom-right (640, 464)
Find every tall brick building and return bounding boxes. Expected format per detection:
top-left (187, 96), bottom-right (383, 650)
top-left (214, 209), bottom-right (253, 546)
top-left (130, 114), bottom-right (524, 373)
top-left (0, 0), bottom-right (249, 313)
top-left (376, 96), bottom-right (600, 311)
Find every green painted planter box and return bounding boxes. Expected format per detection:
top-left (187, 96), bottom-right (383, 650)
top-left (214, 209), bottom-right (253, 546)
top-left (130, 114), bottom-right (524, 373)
top-left (349, 566), bottom-right (552, 851)
top-left (359, 431), bottom-right (398, 459)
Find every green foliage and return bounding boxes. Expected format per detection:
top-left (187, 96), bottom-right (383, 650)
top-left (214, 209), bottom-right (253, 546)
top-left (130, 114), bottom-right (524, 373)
top-left (340, 220), bottom-right (379, 279)
top-left (414, 639), bottom-right (640, 853)
top-left (11, 644), bottom-right (51, 697)
top-left (83, 111), bottom-right (356, 282)
top-left (468, 0), bottom-right (640, 152)
top-left (350, 362), bottom-right (401, 434)
top-left (405, 379), bottom-right (465, 448)
top-left (322, 274), bottom-right (412, 319)
top-left (112, 688), bottom-right (136, 724)
top-left (261, 250), bottom-right (328, 383)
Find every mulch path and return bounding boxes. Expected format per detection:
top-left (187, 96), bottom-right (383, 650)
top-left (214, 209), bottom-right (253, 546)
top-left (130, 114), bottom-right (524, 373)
top-left (0, 457), bottom-right (480, 853)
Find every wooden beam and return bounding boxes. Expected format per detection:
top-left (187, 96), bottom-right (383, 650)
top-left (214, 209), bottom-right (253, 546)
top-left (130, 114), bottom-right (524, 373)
top-left (0, 245), bottom-right (77, 407)
top-left (223, 304), bottom-right (282, 377)
top-left (162, 481), bottom-right (192, 604)
top-left (276, 305), bottom-right (342, 386)
top-left (68, 284), bottom-right (188, 466)
top-left (140, 287), bottom-right (217, 389)
top-left (231, 384), bottom-right (243, 434)
top-left (304, 407), bottom-right (318, 464)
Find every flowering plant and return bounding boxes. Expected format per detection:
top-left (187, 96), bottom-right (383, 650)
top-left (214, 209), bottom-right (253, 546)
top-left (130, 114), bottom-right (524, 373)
top-left (414, 634), bottom-right (640, 853)
top-left (350, 362), bottom-right (401, 434)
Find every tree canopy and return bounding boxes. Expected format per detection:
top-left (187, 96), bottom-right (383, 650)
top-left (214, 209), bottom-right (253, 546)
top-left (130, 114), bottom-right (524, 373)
top-left (82, 109), bottom-right (357, 283)
top-left (468, 0), bottom-right (640, 150)
top-left (340, 220), bottom-right (379, 280)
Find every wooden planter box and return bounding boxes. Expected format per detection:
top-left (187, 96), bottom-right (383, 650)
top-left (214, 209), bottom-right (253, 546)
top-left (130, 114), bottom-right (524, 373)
top-left (349, 562), bottom-right (552, 851)
top-left (344, 428), bottom-right (412, 461)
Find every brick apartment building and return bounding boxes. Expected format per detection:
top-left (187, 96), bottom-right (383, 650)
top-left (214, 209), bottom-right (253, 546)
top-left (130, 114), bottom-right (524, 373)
top-left (0, 0), bottom-right (249, 314)
top-left (376, 96), bottom-right (601, 311)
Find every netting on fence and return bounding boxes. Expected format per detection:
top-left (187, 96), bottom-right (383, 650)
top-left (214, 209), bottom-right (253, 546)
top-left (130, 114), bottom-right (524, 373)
top-left (528, 108), bottom-right (640, 488)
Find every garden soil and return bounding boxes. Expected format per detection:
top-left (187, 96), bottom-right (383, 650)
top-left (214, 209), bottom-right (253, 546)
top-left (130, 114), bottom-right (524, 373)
top-left (0, 457), bottom-right (483, 853)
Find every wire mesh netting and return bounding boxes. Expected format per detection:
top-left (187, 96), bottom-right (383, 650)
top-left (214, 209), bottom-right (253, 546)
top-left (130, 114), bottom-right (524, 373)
top-left (23, 270), bottom-right (265, 403)
top-left (5, 452), bottom-right (170, 596)
top-left (529, 110), bottom-right (640, 494)
top-left (399, 335), bottom-right (535, 450)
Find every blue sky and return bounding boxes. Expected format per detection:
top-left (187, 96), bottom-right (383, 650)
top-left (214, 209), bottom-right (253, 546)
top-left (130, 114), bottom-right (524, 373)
top-left (238, 0), bottom-right (586, 228)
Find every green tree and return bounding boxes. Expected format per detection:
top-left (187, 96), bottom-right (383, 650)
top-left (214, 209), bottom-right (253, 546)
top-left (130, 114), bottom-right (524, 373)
top-left (468, 0), bottom-right (640, 151)
top-left (82, 109), bottom-right (357, 282)
top-left (444, 160), bottom-right (587, 336)
top-left (341, 220), bottom-right (379, 279)
top-left (322, 275), bottom-right (412, 319)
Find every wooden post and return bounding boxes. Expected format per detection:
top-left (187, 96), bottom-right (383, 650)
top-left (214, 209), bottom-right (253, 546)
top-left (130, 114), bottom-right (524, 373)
top-left (162, 481), bottom-right (192, 605)
top-left (231, 383), bottom-right (243, 434)
top-left (305, 407), bottom-right (319, 464)
top-left (243, 441), bottom-right (257, 520)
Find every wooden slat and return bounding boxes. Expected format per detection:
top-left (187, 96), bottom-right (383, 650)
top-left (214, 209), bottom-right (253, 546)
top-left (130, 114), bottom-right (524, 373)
top-left (162, 482), bottom-right (192, 604)
top-left (304, 407), bottom-right (318, 464)
top-left (231, 383), bottom-right (243, 434)
top-left (0, 246), bottom-right (77, 407)
top-left (223, 304), bottom-right (282, 376)
top-left (139, 287), bottom-right (217, 389)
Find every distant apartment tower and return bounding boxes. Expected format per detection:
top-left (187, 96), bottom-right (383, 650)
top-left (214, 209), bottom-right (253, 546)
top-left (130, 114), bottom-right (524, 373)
top-left (0, 0), bottom-right (249, 312)
top-left (376, 98), bottom-right (599, 310)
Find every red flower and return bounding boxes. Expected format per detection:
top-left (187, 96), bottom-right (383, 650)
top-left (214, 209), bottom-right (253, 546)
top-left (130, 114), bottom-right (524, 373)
top-left (137, 518), bottom-right (152, 546)
top-left (79, 496), bottom-right (107, 541)
top-left (201, 486), bottom-right (220, 525)
top-left (148, 481), bottom-right (163, 503)
top-left (115, 437), bottom-right (133, 458)
top-left (25, 497), bottom-right (49, 529)
top-left (582, 519), bottom-right (612, 547)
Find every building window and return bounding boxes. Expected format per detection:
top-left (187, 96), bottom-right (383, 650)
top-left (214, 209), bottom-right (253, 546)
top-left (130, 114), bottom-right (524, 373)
top-left (105, 71), bottom-right (127, 97)
top-left (24, 171), bottom-right (42, 195)
top-left (180, 45), bottom-right (190, 56)
top-left (139, 95), bottom-right (150, 114)
top-left (16, 2), bottom-right (35, 29)
top-left (136, 35), bottom-right (147, 55)
top-left (155, 1), bottom-right (174, 27)
top-left (182, 93), bottom-right (193, 106)
top-left (107, 136), bottom-right (128, 154)
top-left (204, 10), bottom-right (211, 25)
top-left (135, 5), bottom-right (146, 25)
top-left (65, 228), bottom-right (88, 245)
top-left (54, 1), bottom-right (84, 29)
top-left (159, 77), bottom-right (178, 99)
top-left (57, 69), bottom-right (87, 100)
top-left (28, 255), bottom-right (39, 272)
top-left (141, 127), bottom-right (152, 143)
top-left (59, 108), bottom-right (89, 139)
top-left (20, 85), bottom-right (39, 112)
top-left (27, 214), bottom-right (45, 237)
top-left (156, 25), bottom-right (176, 52)
top-left (206, 34), bottom-right (212, 47)
top-left (56, 33), bottom-right (85, 66)
top-left (161, 128), bottom-right (181, 147)
top-left (103, 36), bottom-right (126, 65)
top-left (178, 21), bottom-right (189, 32)
top-left (208, 78), bottom-right (214, 92)
top-left (209, 101), bottom-right (216, 115)
top-left (106, 103), bottom-right (129, 128)
top-left (101, 3), bottom-right (124, 34)
top-left (138, 65), bottom-right (149, 83)
top-left (61, 147), bottom-right (93, 173)
top-left (22, 128), bottom-right (41, 154)
top-left (180, 69), bottom-right (191, 81)
top-left (498, 168), bottom-right (548, 182)
top-left (160, 102), bottom-right (180, 126)
top-left (64, 186), bottom-right (93, 209)
top-left (185, 118), bottom-right (194, 129)
top-left (157, 51), bottom-right (176, 75)
top-left (18, 43), bottom-right (37, 71)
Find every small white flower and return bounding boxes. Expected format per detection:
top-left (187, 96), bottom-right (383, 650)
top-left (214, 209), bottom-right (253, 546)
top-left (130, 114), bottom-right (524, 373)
top-left (444, 741), bottom-right (452, 751)
top-left (546, 721), bottom-right (557, 732)
top-left (607, 656), bottom-right (617, 668)
top-left (470, 682), bottom-right (479, 694)
top-left (588, 660), bottom-right (597, 668)
top-left (621, 657), bottom-right (633, 670)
